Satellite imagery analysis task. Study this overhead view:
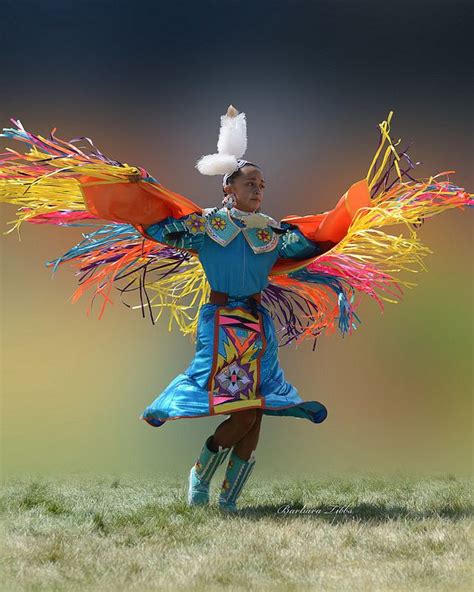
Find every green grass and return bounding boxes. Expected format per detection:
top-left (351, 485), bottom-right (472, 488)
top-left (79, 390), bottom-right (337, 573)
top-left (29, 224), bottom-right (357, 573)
top-left (0, 472), bottom-right (472, 591)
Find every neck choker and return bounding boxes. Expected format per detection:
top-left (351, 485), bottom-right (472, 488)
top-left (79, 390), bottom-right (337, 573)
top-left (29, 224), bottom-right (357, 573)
top-left (229, 206), bottom-right (258, 218)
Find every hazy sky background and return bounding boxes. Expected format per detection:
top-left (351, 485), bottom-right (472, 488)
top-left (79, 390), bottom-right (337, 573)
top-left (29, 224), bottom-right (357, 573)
top-left (1, 0), bottom-right (472, 480)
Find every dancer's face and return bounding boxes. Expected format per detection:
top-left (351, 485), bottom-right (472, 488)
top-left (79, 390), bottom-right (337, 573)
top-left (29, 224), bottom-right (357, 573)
top-left (224, 166), bottom-right (265, 212)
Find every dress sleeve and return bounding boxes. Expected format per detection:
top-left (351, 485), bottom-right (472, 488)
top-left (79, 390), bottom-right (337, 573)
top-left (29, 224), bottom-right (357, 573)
top-left (146, 212), bottom-right (206, 251)
top-left (277, 223), bottom-right (325, 260)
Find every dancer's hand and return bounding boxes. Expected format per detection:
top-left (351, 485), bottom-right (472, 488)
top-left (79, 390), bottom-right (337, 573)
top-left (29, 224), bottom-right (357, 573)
top-left (286, 232), bottom-right (300, 245)
top-left (128, 169), bottom-right (142, 183)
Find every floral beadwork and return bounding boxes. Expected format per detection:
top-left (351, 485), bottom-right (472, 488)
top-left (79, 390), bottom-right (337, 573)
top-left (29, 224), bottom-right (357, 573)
top-left (184, 213), bottom-right (206, 234)
top-left (210, 215), bottom-right (227, 231)
top-left (256, 228), bottom-right (271, 243)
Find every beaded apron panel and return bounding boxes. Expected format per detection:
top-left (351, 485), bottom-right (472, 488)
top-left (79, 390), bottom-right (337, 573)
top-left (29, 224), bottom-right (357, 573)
top-left (208, 306), bottom-right (266, 414)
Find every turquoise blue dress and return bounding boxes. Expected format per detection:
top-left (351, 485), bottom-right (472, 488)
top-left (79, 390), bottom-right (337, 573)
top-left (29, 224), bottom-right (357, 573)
top-left (140, 209), bottom-right (328, 427)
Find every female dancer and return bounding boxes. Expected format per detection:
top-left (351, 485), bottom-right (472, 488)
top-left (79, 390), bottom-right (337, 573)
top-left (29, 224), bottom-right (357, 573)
top-left (0, 105), bottom-right (471, 511)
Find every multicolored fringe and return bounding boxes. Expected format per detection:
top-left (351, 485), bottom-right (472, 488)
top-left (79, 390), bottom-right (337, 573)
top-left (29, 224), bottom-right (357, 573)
top-left (264, 111), bottom-right (473, 346)
top-left (1, 114), bottom-right (472, 348)
top-left (0, 118), bottom-right (144, 236)
top-left (46, 222), bottom-right (209, 338)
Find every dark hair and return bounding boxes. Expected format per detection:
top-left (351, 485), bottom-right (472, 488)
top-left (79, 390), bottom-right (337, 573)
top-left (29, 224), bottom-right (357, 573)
top-left (222, 163), bottom-right (262, 194)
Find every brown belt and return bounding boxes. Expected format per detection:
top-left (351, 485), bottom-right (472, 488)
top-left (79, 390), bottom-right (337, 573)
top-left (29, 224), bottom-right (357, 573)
top-left (209, 290), bottom-right (261, 305)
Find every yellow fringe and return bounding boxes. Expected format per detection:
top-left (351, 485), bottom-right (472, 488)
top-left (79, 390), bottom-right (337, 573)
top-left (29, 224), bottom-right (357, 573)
top-left (366, 110), bottom-right (403, 190)
top-left (325, 181), bottom-right (461, 306)
top-left (133, 257), bottom-right (209, 339)
top-left (0, 145), bottom-right (140, 236)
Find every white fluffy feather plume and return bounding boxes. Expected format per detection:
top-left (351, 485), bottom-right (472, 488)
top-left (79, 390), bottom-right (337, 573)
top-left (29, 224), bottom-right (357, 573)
top-left (217, 111), bottom-right (247, 158)
top-left (195, 106), bottom-right (247, 176)
top-left (195, 153), bottom-right (239, 175)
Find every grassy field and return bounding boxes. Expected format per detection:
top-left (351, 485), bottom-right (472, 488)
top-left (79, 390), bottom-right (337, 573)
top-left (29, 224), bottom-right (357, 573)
top-left (0, 472), bottom-right (472, 591)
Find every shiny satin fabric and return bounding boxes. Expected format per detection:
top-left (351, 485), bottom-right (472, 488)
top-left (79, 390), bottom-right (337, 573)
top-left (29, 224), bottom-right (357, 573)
top-left (140, 299), bottom-right (328, 427)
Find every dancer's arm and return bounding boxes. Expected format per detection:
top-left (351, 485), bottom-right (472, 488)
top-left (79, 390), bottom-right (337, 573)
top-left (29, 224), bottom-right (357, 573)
top-left (145, 213), bottom-right (206, 251)
top-left (277, 224), bottom-right (336, 260)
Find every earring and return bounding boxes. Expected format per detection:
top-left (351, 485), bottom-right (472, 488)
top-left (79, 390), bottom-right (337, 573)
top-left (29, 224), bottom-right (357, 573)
top-left (222, 193), bottom-right (237, 210)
